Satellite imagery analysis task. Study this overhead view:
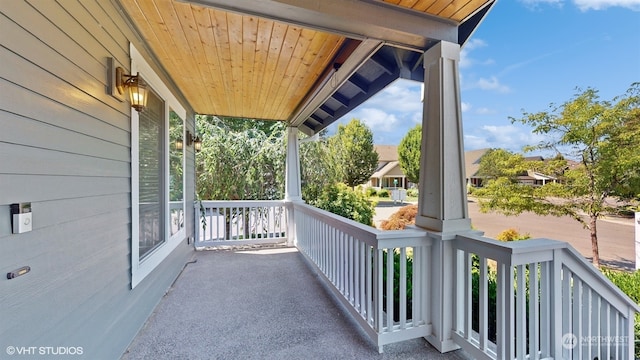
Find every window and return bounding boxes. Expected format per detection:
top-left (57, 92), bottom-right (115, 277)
top-left (131, 45), bottom-right (186, 288)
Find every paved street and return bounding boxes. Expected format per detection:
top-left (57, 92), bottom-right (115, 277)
top-left (374, 200), bottom-right (637, 270)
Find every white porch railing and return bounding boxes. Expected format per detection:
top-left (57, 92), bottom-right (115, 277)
top-left (452, 233), bottom-right (640, 360)
top-left (293, 202), bottom-right (432, 353)
top-left (195, 200), bottom-right (287, 248)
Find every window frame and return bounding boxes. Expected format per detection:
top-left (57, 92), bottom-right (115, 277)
top-left (130, 44), bottom-right (187, 288)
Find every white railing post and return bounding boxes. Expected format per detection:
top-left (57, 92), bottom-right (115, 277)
top-left (425, 231), bottom-right (460, 352)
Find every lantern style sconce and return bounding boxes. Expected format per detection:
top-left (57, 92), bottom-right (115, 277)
top-left (176, 130), bottom-right (202, 152)
top-left (107, 58), bottom-right (148, 112)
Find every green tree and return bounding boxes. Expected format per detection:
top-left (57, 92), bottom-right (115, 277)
top-left (299, 130), bottom-right (341, 203)
top-left (196, 115), bottom-right (286, 200)
top-left (330, 118), bottom-right (379, 188)
top-left (313, 183), bottom-right (375, 226)
top-left (475, 85), bottom-right (640, 268)
top-left (398, 125), bottom-right (421, 184)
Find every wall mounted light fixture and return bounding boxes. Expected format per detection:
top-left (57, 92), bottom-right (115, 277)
top-left (176, 130), bottom-right (202, 152)
top-left (107, 58), bottom-right (148, 112)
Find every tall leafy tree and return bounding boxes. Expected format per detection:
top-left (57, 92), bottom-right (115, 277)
top-left (330, 118), bottom-right (379, 188)
top-left (474, 85), bottom-right (640, 268)
top-left (398, 124), bottom-right (422, 184)
top-left (299, 130), bottom-right (341, 204)
top-left (196, 115), bottom-right (286, 200)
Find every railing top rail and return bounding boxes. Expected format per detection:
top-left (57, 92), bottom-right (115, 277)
top-left (196, 200), bottom-right (287, 208)
top-left (559, 243), bottom-right (640, 313)
top-left (455, 233), bottom-right (640, 314)
top-left (293, 202), bottom-right (430, 248)
top-left (455, 233), bottom-right (566, 265)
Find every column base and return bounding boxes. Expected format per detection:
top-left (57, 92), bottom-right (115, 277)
top-left (415, 216), bottom-right (471, 233)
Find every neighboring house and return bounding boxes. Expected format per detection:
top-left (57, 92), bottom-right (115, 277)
top-left (465, 149), bottom-right (562, 187)
top-left (465, 148), bottom-right (490, 187)
top-left (368, 145), bottom-right (410, 189)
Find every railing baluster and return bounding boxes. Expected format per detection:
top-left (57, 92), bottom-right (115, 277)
top-left (399, 247), bottom-right (407, 328)
top-left (464, 251), bottom-right (471, 340)
top-left (516, 264), bottom-right (526, 359)
top-left (573, 276), bottom-right (583, 359)
top-left (479, 255), bottom-right (488, 351)
top-left (529, 262), bottom-right (540, 360)
top-left (539, 261), bottom-right (550, 357)
top-left (562, 267), bottom-right (572, 359)
top-left (386, 248), bottom-right (394, 331)
top-left (366, 245), bottom-right (373, 325)
top-left (376, 249), bottom-right (383, 332)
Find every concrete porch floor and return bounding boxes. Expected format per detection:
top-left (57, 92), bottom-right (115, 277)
top-left (121, 245), bottom-right (470, 359)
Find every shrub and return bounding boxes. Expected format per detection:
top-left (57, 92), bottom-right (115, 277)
top-left (378, 188), bottom-right (390, 198)
top-left (365, 187), bottom-right (378, 197)
top-left (602, 268), bottom-right (640, 358)
top-left (406, 188), bottom-right (419, 197)
top-left (380, 204), bottom-right (418, 230)
top-left (314, 182), bottom-right (375, 226)
top-left (496, 228), bottom-right (531, 241)
top-left (382, 249), bottom-right (413, 322)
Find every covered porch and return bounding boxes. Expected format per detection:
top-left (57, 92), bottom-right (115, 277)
top-left (121, 246), bottom-right (470, 359)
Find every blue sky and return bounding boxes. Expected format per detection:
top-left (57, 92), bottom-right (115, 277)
top-left (329, 0), bottom-right (640, 154)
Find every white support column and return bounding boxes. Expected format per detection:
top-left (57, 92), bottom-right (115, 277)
top-left (285, 127), bottom-right (302, 202)
top-left (416, 41), bottom-right (470, 233)
top-left (285, 127), bottom-right (303, 246)
top-left (416, 41), bottom-right (471, 353)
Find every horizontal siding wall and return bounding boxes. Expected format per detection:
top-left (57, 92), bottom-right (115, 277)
top-left (0, 1), bottom-right (194, 359)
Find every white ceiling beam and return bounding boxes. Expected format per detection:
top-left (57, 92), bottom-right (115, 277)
top-left (182, 0), bottom-right (458, 50)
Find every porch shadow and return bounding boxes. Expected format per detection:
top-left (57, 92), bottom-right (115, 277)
top-left (121, 245), bottom-right (469, 359)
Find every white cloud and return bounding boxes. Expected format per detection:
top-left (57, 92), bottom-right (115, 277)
top-left (474, 76), bottom-right (511, 93)
top-left (476, 107), bottom-right (496, 115)
top-left (519, 0), bottom-right (564, 10)
top-left (461, 102), bottom-right (472, 112)
top-left (460, 38), bottom-right (487, 69)
top-left (519, 0), bottom-right (640, 10)
top-left (573, 0), bottom-right (640, 10)
top-left (464, 125), bottom-right (546, 152)
top-left (353, 108), bottom-right (399, 133)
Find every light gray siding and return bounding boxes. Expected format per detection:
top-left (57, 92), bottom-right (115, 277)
top-left (0, 1), bottom-right (195, 358)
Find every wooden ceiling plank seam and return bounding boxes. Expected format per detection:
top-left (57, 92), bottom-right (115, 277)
top-left (255, 22), bottom-right (288, 119)
top-left (397, 0), bottom-right (421, 7)
top-left (130, 0), bottom-right (199, 107)
top-left (265, 26), bottom-right (301, 120)
top-left (275, 32), bottom-right (329, 120)
top-left (191, 5), bottom-right (225, 114)
top-left (175, 2), bottom-right (218, 114)
top-left (254, 21), bottom-right (283, 118)
top-left (263, 25), bottom-right (296, 120)
top-left (439, 0), bottom-right (474, 20)
top-left (278, 32), bottom-right (342, 120)
top-left (426, 0), bottom-right (452, 16)
top-left (211, 9), bottom-right (235, 116)
top-left (226, 11), bottom-right (244, 116)
top-left (282, 33), bottom-right (343, 121)
top-left (450, 0), bottom-right (491, 22)
top-left (154, 0), bottom-right (210, 113)
top-left (251, 18), bottom-right (274, 119)
top-left (242, 15), bottom-right (258, 117)
top-left (272, 27), bottom-right (315, 120)
top-left (121, 1), bottom-right (170, 66)
top-left (411, 0), bottom-right (441, 13)
top-left (128, 0), bottom-right (186, 75)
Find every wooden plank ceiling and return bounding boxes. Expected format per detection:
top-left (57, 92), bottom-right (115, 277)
top-left (382, 0), bottom-right (491, 22)
top-left (118, 0), bottom-right (492, 126)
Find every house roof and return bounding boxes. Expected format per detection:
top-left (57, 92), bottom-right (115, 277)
top-left (374, 145), bottom-right (399, 162)
top-left (464, 148), bottom-right (489, 178)
top-left (117, 0), bottom-right (495, 135)
top-left (372, 161), bottom-right (400, 178)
